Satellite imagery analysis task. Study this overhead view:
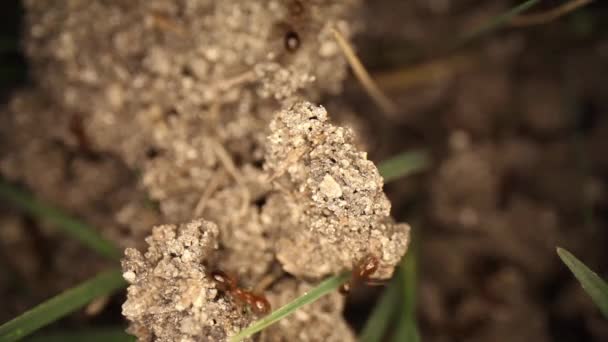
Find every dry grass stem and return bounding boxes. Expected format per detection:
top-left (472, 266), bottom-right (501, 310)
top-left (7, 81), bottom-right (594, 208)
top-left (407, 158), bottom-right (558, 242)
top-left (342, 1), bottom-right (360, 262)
top-left (374, 54), bottom-right (473, 91)
top-left (217, 70), bottom-right (257, 92)
top-left (193, 171), bottom-right (223, 217)
top-left (332, 28), bottom-right (397, 115)
top-left (210, 140), bottom-right (250, 217)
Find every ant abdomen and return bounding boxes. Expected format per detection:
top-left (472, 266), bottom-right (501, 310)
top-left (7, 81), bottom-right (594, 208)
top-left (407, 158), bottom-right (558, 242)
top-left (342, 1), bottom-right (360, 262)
top-left (252, 297), bottom-right (271, 315)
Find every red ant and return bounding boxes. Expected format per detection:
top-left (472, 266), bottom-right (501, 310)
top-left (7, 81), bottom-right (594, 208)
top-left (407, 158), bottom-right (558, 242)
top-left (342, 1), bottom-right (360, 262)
top-left (339, 254), bottom-right (385, 294)
top-left (210, 270), bottom-right (271, 315)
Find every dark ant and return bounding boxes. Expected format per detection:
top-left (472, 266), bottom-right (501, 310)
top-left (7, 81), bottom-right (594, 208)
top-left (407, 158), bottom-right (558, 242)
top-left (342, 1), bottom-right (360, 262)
top-left (278, 0), bottom-right (337, 54)
top-left (284, 30), bottom-right (301, 52)
top-left (271, 0), bottom-right (313, 54)
top-left (211, 269), bottom-right (271, 315)
top-left (339, 254), bottom-right (385, 294)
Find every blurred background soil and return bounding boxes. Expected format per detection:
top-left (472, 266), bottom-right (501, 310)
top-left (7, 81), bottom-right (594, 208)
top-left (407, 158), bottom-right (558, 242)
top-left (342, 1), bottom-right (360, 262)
top-left (1, 1), bottom-right (607, 341)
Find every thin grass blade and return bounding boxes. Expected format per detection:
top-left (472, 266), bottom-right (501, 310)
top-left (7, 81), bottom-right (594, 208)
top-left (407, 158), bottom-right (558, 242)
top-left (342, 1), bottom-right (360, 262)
top-left (359, 274), bottom-right (401, 342)
top-left (557, 247), bottom-right (608, 318)
top-left (392, 320), bottom-right (420, 342)
top-left (391, 249), bottom-right (420, 342)
top-left (455, 0), bottom-right (540, 49)
top-left (0, 269), bottom-right (126, 342)
top-left (229, 272), bottom-right (350, 342)
top-left (0, 180), bottom-right (120, 260)
top-left (378, 150), bottom-right (430, 183)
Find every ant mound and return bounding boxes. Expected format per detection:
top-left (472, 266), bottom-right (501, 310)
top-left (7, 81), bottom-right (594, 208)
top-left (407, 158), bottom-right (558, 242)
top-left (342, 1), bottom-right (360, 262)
top-left (263, 101), bottom-right (411, 279)
top-left (122, 219), bottom-right (256, 342)
top-left (22, 0), bottom-right (360, 168)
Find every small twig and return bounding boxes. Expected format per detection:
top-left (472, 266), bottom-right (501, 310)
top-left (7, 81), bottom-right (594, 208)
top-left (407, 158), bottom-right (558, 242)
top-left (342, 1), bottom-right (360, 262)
top-left (332, 28), bottom-right (398, 115)
top-left (510, 0), bottom-right (593, 27)
top-left (210, 140), bottom-right (250, 217)
top-left (193, 171), bottom-right (223, 217)
top-left (216, 71), bottom-right (256, 92)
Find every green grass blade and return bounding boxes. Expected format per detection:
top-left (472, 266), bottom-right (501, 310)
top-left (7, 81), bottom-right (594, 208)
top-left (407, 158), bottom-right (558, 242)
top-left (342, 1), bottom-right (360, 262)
top-left (360, 242), bottom-right (419, 342)
top-left (392, 319), bottom-right (420, 342)
top-left (557, 247), bottom-right (608, 318)
top-left (455, 0), bottom-right (540, 48)
top-left (229, 272), bottom-right (350, 342)
top-left (401, 248), bottom-right (417, 319)
top-left (392, 249), bottom-right (420, 342)
top-left (378, 149), bottom-right (430, 183)
top-left (25, 328), bottom-right (134, 342)
top-left (0, 269), bottom-right (127, 342)
top-left (0, 180), bottom-right (121, 260)
top-left (359, 274), bottom-right (401, 342)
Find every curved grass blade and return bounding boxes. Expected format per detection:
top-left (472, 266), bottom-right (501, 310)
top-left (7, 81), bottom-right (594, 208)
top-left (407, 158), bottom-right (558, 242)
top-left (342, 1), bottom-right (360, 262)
top-left (332, 27), bottom-right (397, 115)
top-left (392, 319), bottom-right (420, 342)
top-left (229, 272), bottom-right (350, 342)
top-left (557, 247), bottom-right (608, 318)
top-left (454, 0), bottom-right (540, 49)
top-left (0, 269), bottom-right (126, 342)
top-left (510, 0), bottom-right (593, 27)
top-left (360, 236), bottom-right (419, 342)
top-left (359, 273), bottom-right (401, 342)
top-left (391, 248), bottom-right (420, 342)
top-left (0, 180), bottom-right (120, 260)
top-left (25, 328), bottom-right (134, 342)
top-left (378, 149), bottom-right (430, 183)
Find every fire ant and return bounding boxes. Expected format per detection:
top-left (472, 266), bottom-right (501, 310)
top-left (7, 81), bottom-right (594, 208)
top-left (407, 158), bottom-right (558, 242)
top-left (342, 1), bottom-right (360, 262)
top-left (339, 254), bottom-right (385, 294)
top-left (210, 269), bottom-right (271, 315)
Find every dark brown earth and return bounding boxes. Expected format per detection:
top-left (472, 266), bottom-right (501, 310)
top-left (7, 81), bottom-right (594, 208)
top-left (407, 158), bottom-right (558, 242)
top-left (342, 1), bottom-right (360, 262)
top-left (1, 1), bottom-right (607, 341)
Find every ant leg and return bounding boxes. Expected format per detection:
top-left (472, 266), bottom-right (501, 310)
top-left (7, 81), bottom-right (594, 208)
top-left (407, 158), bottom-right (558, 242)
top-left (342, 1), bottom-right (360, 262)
top-left (364, 279), bottom-right (388, 287)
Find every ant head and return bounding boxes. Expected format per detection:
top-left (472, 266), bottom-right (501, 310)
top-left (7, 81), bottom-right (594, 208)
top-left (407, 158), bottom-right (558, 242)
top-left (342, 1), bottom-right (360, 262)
top-left (210, 270), bottom-right (236, 291)
top-left (356, 254), bottom-right (380, 279)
